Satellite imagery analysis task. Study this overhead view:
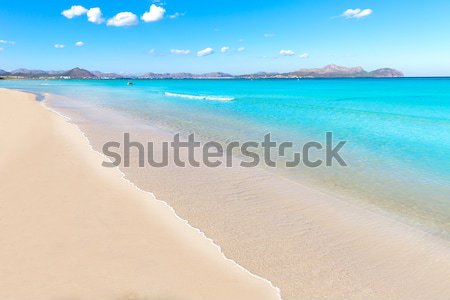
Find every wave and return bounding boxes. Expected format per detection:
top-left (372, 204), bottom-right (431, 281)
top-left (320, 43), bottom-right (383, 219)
top-left (39, 83), bottom-right (67, 86)
top-left (164, 92), bottom-right (234, 101)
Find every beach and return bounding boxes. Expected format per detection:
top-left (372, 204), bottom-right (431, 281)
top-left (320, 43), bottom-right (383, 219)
top-left (43, 84), bottom-right (450, 300)
top-left (1, 85), bottom-right (450, 300)
top-left (0, 88), bottom-right (280, 300)
top-left (3, 0), bottom-right (450, 298)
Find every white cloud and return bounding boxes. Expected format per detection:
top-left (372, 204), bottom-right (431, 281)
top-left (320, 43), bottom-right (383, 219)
top-left (142, 4), bottom-right (165, 22)
top-left (170, 49), bottom-right (190, 55)
top-left (342, 9), bottom-right (360, 18)
top-left (280, 49), bottom-right (295, 56)
top-left (54, 44), bottom-right (65, 49)
top-left (197, 47), bottom-right (214, 57)
top-left (107, 12), bottom-right (139, 27)
top-left (62, 5), bottom-right (88, 19)
top-left (0, 40), bottom-right (15, 45)
top-left (237, 47), bottom-right (246, 52)
top-left (357, 9), bottom-right (373, 18)
top-left (87, 7), bottom-right (104, 24)
top-left (221, 46), bottom-right (230, 53)
top-left (75, 41), bottom-right (84, 47)
top-left (264, 33), bottom-right (275, 38)
top-left (341, 8), bottom-right (373, 19)
top-left (299, 53), bottom-right (309, 59)
top-left (169, 12), bottom-right (184, 19)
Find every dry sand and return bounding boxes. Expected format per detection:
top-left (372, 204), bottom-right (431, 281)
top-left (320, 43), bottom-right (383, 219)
top-left (0, 88), bottom-right (281, 300)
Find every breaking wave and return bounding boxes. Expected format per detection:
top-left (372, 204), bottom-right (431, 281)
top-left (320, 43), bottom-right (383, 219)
top-left (164, 92), bottom-right (234, 101)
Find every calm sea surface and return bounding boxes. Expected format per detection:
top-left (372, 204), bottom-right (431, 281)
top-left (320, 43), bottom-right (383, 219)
top-left (2, 78), bottom-right (450, 236)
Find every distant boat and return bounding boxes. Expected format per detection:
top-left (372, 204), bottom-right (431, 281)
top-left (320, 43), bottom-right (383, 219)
top-left (127, 81), bottom-right (133, 85)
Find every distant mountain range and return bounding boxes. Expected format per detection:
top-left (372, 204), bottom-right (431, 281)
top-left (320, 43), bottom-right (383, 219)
top-left (0, 65), bottom-right (404, 79)
top-left (283, 64), bottom-right (404, 78)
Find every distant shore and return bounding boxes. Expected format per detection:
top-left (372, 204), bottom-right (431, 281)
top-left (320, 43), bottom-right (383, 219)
top-left (0, 64), bottom-right (404, 79)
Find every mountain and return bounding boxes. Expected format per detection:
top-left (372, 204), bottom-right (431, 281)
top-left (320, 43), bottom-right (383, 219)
top-left (139, 72), bottom-right (174, 79)
top-left (281, 64), bottom-right (403, 78)
top-left (91, 71), bottom-right (125, 79)
top-left (292, 64), bottom-right (365, 77)
top-left (11, 68), bottom-right (48, 76)
top-left (198, 72), bottom-right (233, 78)
top-left (254, 71), bottom-right (280, 77)
top-left (139, 72), bottom-right (233, 79)
top-left (368, 68), bottom-right (404, 77)
top-left (45, 70), bottom-right (66, 75)
top-left (166, 72), bottom-right (194, 79)
top-left (0, 65), bottom-right (404, 79)
top-left (62, 67), bottom-right (96, 79)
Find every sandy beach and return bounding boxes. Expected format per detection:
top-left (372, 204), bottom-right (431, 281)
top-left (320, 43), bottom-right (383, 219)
top-left (2, 87), bottom-right (450, 300)
top-left (44, 92), bottom-right (450, 300)
top-left (3, 0), bottom-right (450, 298)
top-left (0, 88), bottom-right (280, 300)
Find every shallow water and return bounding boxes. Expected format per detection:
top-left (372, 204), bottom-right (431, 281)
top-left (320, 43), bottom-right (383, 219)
top-left (2, 78), bottom-right (449, 236)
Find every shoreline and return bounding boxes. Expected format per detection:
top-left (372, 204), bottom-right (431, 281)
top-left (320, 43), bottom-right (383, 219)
top-left (41, 91), bottom-right (450, 299)
top-left (41, 92), bottom-right (282, 297)
top-left (0, 88), bottom-right (281, 300)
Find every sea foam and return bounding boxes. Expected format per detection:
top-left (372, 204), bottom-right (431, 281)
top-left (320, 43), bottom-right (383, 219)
top-left (165, 91), bottom-right (234, 101)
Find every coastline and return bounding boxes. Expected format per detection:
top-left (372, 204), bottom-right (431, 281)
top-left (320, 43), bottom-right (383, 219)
top-left (2, 87), bottom-right (450, 299)
top-left (42, 91), bottom-right (450, 299)
top-left (0, 88), bottom-right (281, 300)
top-left (3, 0), bottom-right (450, 299)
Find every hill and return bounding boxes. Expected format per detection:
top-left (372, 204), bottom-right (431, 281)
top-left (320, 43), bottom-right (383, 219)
top-left (283, 64), bottom-right (403, 78)
top-left (0, 65), bottom-right (404, 79)
top-left (62, 68), bottom-right (96, 79)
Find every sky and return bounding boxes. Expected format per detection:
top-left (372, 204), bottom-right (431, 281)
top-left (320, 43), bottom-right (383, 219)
top-left (1, 0), bottom-right (450, 76)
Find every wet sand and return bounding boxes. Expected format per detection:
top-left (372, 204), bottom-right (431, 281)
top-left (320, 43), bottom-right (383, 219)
top-left (45, 92), bottom-right (450, 300)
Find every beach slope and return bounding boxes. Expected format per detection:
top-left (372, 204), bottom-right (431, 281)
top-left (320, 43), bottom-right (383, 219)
top-left (0, 88), bottom-right (280, 300)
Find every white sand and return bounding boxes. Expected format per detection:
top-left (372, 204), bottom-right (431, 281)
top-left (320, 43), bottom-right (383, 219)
top-left (0, 88), bottom-right (281, 300)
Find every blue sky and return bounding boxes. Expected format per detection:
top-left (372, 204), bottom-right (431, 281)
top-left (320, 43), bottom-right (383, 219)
top-left (1, 0), bottom-right (450, 75)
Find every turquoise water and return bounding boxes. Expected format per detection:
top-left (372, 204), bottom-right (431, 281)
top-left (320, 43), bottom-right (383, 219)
top-left (2, 78), bottom-right (450, 236)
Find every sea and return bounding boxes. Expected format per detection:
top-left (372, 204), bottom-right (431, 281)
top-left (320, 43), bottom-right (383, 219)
top-left (2, 78), bottom-right (449, 236)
